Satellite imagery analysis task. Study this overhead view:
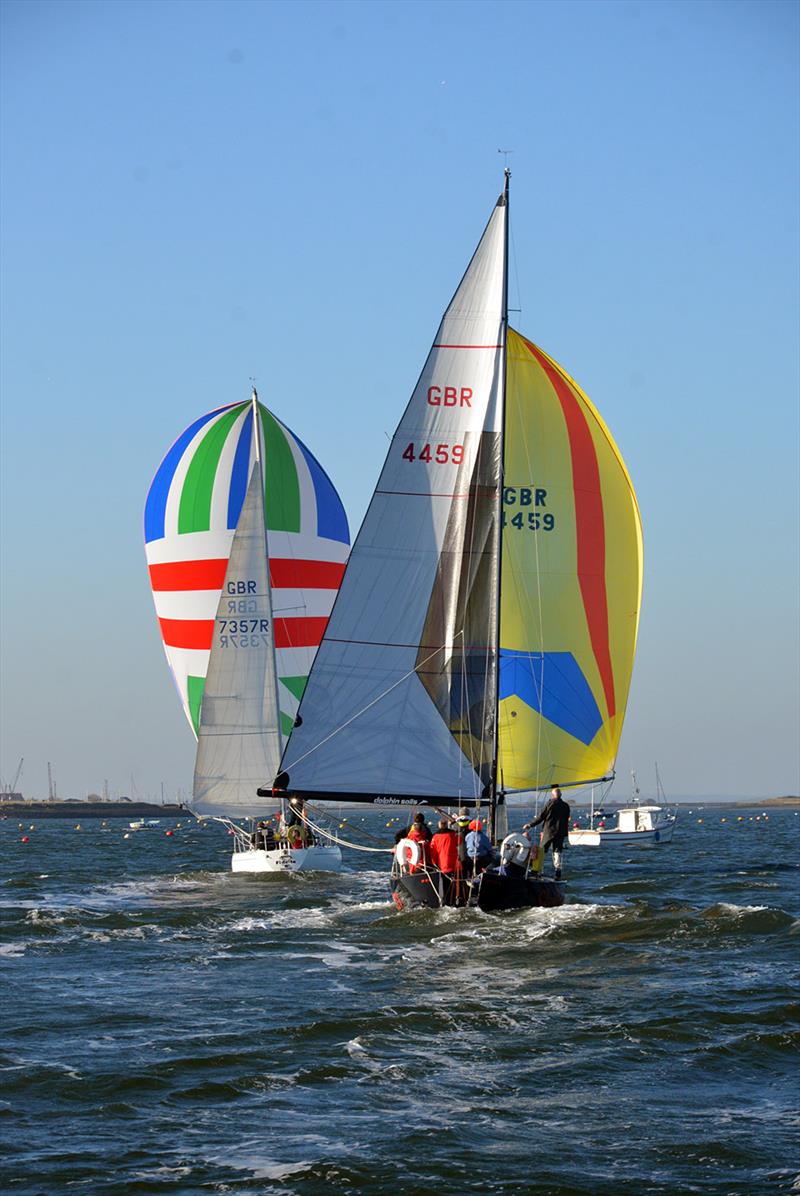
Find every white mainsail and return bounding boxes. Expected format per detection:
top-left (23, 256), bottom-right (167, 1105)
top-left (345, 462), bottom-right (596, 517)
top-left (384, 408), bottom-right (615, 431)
top-left (279, 190), bottom-right (508, 800)
top-left (192, 463), bottom-right (282, 818)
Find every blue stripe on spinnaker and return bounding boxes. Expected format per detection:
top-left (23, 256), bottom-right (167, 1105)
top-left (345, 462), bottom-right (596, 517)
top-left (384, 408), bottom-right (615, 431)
top-left (500, 649), bottom-right (603, 745)
top-left (293, 433), bottom-right (350, 544)
top-left (145, 407), bottom-right (234, 543)
top-left (227, 407), bottom-right (253, 529)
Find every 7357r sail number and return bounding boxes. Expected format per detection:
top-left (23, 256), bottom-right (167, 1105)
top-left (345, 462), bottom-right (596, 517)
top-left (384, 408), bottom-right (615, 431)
top-left (401, 443), bottom-right (464, 464)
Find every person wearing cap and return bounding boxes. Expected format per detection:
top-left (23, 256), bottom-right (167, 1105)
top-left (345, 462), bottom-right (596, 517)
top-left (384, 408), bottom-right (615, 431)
top-left (464, 818), bottom-right (493, 872)
top-left (429, 818), bottom-right (460, 876)
top-left (523, 785), bottom-right (571, 879)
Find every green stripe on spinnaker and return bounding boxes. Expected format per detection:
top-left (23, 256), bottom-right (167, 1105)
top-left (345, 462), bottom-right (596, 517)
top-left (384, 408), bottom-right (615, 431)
top-left (280, 712), bottom-right (295, 738)
top-left (259, 407), bottom-right (301, 532)
top-left (280, 675), bottom-right (308, 702)
top-left (179, 407), bottom-right (244, 533)
top-left (188, 675), bottom-right (206, 736)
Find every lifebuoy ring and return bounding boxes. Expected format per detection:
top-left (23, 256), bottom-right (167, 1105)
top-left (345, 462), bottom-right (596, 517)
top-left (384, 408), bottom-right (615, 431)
top-left (394, 837), bottom-right (421, 870)
top-left (500, 832), bottom-right (532, 867)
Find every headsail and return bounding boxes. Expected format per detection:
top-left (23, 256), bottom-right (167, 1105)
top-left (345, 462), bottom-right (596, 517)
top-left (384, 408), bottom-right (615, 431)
top-left (144, 401), bottom-right (350, 740)
top-left (498, 330), bottom-right (643, 790)
top-left (192, 463), bottom-right (282, 818)
top-left (279, 190), bottom-right (508, 801)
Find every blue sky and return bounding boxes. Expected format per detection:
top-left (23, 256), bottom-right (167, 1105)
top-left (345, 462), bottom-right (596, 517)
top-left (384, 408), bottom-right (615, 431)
top-left (1, 0), bottom-right (798, 801)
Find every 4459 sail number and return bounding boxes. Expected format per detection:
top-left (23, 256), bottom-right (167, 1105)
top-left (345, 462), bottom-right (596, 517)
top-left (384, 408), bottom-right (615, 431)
top-left (401, 442), bottom-right (464, 465)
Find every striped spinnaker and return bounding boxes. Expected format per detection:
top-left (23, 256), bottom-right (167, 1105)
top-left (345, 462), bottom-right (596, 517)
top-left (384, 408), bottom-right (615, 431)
top-left (144, 401), bottom-right (349, 738)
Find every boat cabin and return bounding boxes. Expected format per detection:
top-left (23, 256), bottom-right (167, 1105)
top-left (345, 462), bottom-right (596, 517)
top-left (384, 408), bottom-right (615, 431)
top-left (617, 806), bottom-right (662, 832)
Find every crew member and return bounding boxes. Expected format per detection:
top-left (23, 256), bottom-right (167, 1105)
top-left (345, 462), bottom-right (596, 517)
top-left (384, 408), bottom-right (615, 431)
top-left (464, 818), bottom-right (493, 872)
top-left (429, 818), bottom-right (460, 875)
top-left (524, 786), bottom-right (571, 879)
top-left (406, 811), bottom-right (432, 871)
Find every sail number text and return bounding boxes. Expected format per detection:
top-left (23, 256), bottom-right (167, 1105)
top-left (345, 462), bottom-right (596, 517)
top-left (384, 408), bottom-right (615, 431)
top-left (503, 486), bottom-right (555, 532)
top-left (217, 617), bottom-right (270, 649)
top-left (401, 443), bottom-right (465, 464)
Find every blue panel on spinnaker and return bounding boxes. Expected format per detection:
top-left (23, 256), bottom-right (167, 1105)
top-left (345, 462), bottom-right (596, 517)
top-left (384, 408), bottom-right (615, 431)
top-left (227, 407), bottom-right (254, 529)
top-left (294, 434), bottom-right (350, 544)
top-left (499, 649), bottom-right (603, 745)
top-left (144, 408), bottom-right (230, 543)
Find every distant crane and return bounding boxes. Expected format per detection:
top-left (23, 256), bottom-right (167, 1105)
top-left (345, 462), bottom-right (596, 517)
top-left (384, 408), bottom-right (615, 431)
top-left (1, 757), bottom-right (23, 798)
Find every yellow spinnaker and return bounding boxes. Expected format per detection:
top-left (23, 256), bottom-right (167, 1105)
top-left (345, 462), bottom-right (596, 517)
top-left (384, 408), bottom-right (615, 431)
top-left (498, 329), bottom-right (643, 790)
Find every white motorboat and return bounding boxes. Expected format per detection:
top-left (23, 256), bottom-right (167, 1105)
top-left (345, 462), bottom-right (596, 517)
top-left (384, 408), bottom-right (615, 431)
top-left (569, 770), bottom-right (676, 845)
top-left (569, 803), bottom-right (676, 846)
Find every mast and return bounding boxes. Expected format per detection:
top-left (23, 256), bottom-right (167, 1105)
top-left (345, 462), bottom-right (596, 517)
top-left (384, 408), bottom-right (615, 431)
top-left (251, 387), bottom-right (285, 815)
top-left (489, 168), bottom-right (511, 843)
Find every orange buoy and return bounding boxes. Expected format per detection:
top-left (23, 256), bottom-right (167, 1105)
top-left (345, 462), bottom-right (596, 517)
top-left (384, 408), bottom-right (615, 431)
top-left (165, 829), bottom-right (174, 837)
top-left (20, 836), bottom-right (29, 843)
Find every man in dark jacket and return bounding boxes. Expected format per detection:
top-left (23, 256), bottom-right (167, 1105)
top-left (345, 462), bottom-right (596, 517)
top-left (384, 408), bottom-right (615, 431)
top-left (524, 786), bottom-right (571, 879)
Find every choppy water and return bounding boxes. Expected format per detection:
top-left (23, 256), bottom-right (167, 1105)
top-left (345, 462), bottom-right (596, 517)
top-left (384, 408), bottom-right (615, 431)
top-left (1, 807), bottom-right (798, 1195)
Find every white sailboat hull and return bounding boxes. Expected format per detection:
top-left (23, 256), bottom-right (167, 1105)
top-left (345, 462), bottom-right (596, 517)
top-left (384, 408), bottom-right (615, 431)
top-left (569, 820), bottom-right (676, 846)
top-left (231, 844), bottom-right (343, 874)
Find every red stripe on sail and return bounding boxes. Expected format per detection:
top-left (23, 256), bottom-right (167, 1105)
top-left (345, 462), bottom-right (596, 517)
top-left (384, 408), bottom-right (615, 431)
top-left (159, 618), bottom-right (214, 649)
top-left (525, 341), bottom-right (616, 720)
top-left (274, 616), bottom-right (329, 648)
top-left (269, 559), bottom-right (345, 589)
top-left (149, 560), bottom-right (228, 591)
top-left (150, 558), bottom-right (344, 593)
top-left (160, 616), bottom-right (329, 651)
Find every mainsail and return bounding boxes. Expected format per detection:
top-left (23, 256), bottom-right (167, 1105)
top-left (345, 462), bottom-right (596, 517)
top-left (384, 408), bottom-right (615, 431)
top-left (144, 400), bottom-right (350, 740)
top-left (279, 177), bottom-right (643, 804)
top-left (278, 189), bottom-right (508, 801)
top-left (192, 463), bottom-right (282, 818)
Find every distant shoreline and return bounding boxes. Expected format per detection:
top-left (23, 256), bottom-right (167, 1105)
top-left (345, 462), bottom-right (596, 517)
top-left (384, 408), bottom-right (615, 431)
top-left (0, 796), bottom-right (797, 820)
top-left (0, 801), bottom-right (184, 820)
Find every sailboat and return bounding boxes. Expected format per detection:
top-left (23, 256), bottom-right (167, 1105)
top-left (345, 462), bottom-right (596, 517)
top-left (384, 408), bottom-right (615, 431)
top-left (270, 173), bottom-right (644, 908)
top-left (144, 389), bottom-right (350, 873)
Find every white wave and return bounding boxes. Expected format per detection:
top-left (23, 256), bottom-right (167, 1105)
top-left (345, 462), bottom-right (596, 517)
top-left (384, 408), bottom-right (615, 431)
top-left (707, 902), bottom-right (769, 916)
top-left (0, 942), bottom-right (26, 958)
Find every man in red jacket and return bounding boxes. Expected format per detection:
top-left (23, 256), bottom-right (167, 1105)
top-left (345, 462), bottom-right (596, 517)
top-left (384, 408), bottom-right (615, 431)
top-left (429, 818), bottom-right (460, 875)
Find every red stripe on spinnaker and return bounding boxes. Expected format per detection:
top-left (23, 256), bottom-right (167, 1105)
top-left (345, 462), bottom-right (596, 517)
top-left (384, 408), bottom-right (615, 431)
top-left (159, 618), bottom-right (213, 649)
top-left (159, 615), bottom-right (329, 651)
top-left (269, 559), bottom-right (345, 589)
top-left (274, 616), bottom-right (329, 648)
top-left (525, 340), bottom-right (616, 720)
top-left (150, 557), bottom-right (344, 592)
top-left (149, 560), bottom-right (228, 591)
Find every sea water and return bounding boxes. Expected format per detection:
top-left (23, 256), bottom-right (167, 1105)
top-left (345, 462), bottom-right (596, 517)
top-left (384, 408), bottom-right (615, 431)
top-left (1, 808), bottom-right (798, 1195)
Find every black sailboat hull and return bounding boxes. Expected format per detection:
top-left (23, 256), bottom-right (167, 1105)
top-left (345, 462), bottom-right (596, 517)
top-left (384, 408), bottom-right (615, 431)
top-left (391, 869), bottom-right (564, 912)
